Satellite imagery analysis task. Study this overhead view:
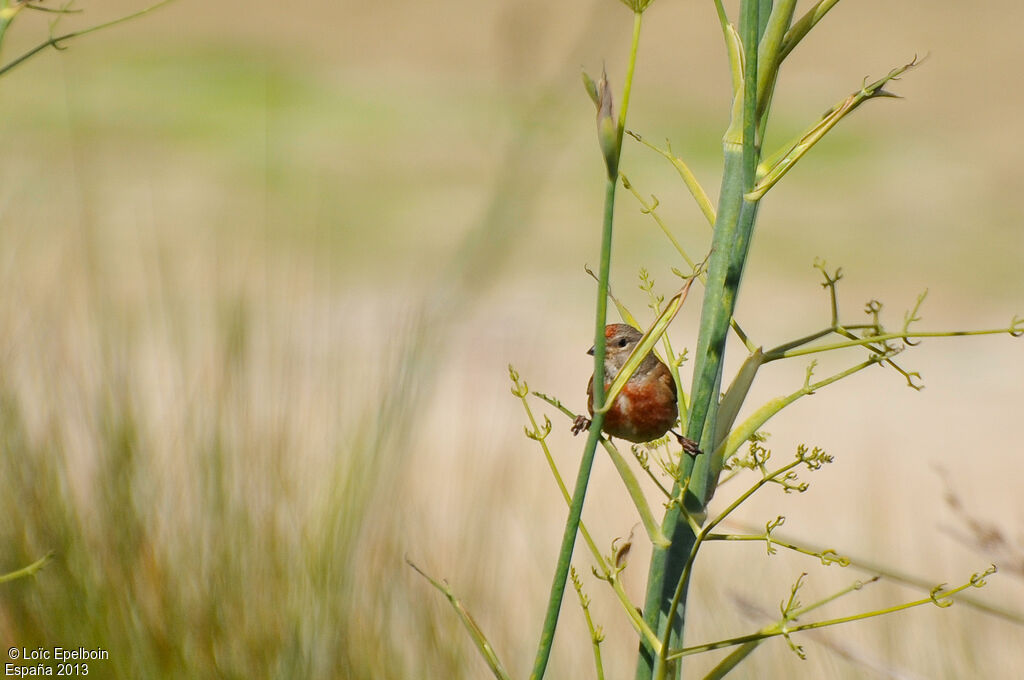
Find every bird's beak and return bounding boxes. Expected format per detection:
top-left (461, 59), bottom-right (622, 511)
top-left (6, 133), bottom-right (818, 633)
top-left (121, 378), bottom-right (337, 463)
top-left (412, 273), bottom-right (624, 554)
top-left (586, 345), bottom-right (595, 356)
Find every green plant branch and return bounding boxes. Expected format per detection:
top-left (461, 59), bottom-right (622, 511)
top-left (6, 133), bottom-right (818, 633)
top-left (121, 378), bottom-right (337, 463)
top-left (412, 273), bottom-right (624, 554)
top-left (713, 348), bottom-right (766, 451)
top-left (619, 180), bottom-right (755, 355)
top-left (0, 0), bottom-right (176, 79)
top-left (759, 262), bottom-right (929, 388)
top-left (715, 354), bottom-right (891, 472)
top-left (711, 0), bottom-right (729, 34)
top-left (595, 278), bottom-right (699, 416)
top-left (748, 58), bottom-right (919, 201)
top-left (685, 0), bottom-right (763, 503)
top-left (585, 265), bottom-right (644, 331)
top-left (705, 516), bottom-right (850, 567)
top-left (511, 370), bottom-right (609, 571)
top-left (0, 552), bottom-right (52, 584)
top-left (615, 11), bottom-right (643, 161)
top-left (726, 520), bottom-right (1024, 626)
top-left (638, 268), bottom-right (693, 429)
top-left (531, 163), bottom-right (614, 680)
top-left (407, 558), bottom-right (513, 680)
top-left (626, 133), bottom-right (717, 226)
top-left (623, 174), bottom-right (702, 262)
top-left (630, 443), bottom-right (674, 499)
top-left (527, 357), bottom-right (665, 659)
top-left (25, 3), bottom-right (84, 14)
top-left (754, 0), bottom-right (797, 134)
top-left (668, 565), bottom-right (997, 660)
top-left (767, 322), bottom-right (1022, 360)
top-left (602, 438), bottom-right (671, 547)
top-left (520, 379), bottom-right (669, 549)
top-left (779, 0), bottom-right (844, 62)
top-left (530, 388), bottom-right (672, 651)
top-left (639, 4), bottom-right (764, 676)
top-left (532, 16), bottom-right (645, 675)
top-left (571, 567), bottom-right (607, 680)
top-left (657, 442), bottom-right (826, 677)
top-left (704, 573), bottom-right (878, 676)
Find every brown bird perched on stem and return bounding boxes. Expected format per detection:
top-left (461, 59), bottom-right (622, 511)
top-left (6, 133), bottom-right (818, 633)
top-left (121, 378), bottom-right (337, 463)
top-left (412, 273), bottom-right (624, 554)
top-left (572, 323), bottom-right (701, 454)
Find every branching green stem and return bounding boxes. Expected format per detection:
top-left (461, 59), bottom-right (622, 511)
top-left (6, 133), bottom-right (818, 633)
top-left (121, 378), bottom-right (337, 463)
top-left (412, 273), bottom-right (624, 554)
top-left (0, 552), bottom-right (52, 584)
top-left (571, 567), bottom-right (607, 680)
top-left (655, 447), bottom-right (821, 679)
top-left (531, 15), bottom-right (644, 678)
top-left (702, 574), bottom-right (875, 676)
top-left (727, 521), bottom-right (1024, 626)
top-left (715, 353), bottom-right (889, 470)
top-left (620, 176), bottom-right (755, 355)
top-left (768, 324), bottom-right (1021, 360)
top-left (601, 439), bottom-right (671, 548)
top-left (626, 133), bottom-right (717, 227)
top-left (529, 388), bottom-right (665, 652)
top-left (705, 529), bottom-right (850, 567)
top-left (668, 566), bottom-right (997, 660)
top-left (0, 0), bottom-right (176, 79)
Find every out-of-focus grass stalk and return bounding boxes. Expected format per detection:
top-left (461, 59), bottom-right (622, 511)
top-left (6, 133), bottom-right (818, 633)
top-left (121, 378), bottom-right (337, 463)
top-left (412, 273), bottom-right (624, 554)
top-left (407, 560), bottom-right (513, 680)
top-left (530, 9), bottom-right (645, 680)
top-left (0, 552), bottom-right (51, 584)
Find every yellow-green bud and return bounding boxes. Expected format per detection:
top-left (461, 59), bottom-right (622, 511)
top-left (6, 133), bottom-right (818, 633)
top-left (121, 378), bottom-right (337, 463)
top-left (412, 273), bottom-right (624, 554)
top-left (596, 68), bottom-right (618, 177)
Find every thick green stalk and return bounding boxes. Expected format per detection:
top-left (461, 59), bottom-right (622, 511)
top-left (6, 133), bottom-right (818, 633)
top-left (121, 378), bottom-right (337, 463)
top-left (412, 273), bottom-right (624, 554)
top-left (531, 13), bottom-right (643, 679)
top-left (635, 2), bottom-right (762, 678)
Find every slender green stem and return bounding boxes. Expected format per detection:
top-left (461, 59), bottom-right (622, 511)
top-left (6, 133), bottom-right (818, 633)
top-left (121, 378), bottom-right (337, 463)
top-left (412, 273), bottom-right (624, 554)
top-left (667, 566), bottom-right (996, 660)
top-left (656, 443), bottom-right (809, 678)
top-left (780, 0), bottom-right (844, 62)
top-left (0, 552), bottom-right (52, 584)
top-left (530, 177), bottom-right (615, 680)
top-left (702, 576), bottom-right (874, 677)
top-left (626, 133), bottom-right (717, 226)
top-left (704, 531), bottom-right (850, 566)
top-left (408, 559), bottom-right (513, 680)
top-left (620, 175), bottom-right (755, 354)
top-left (526, 390), bottom-right (663, 645)
top-left (769, 326), bottom-right (1018, 360)
top-left (601, 439), bottom-right (670, 548)
top-left (712, 0), bottom-right (729, 35)
top-left (531, 16), bottom-right (644, 677)
top-left (716, 354), bottom-right (887, 468)
top-left (754, 0), bottom-right (797, 141)
top-left (0, 0), bottom-right (176, 79)
top-left (727, 521), bottom-right (1024, 626)
top-left (617, 12), bottom-right (643, 154)
top-left (513, 376), bottom-right (608, 574)
top-left (571, 568), bottom-right (607, 680)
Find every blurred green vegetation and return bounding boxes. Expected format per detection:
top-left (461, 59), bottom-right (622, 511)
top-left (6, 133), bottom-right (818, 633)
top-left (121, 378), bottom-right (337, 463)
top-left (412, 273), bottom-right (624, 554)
top-left (0, 1), bottom-right (1021, 678)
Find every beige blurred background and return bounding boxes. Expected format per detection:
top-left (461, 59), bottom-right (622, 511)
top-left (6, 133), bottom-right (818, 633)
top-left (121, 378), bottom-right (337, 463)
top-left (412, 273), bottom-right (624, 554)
top-left (0, 1), bottom-right (1021, 678)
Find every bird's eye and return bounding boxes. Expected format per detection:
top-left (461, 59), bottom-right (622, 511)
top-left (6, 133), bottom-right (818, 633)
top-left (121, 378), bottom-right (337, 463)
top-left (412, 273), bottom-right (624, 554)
top-left (617, 338), bottom-right (628, 348)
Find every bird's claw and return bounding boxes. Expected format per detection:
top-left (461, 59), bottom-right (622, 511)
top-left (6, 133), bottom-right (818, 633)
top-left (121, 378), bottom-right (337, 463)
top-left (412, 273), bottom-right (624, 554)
top-left (571, 415), bottom-right (591, 436)
top-left (674, 432), bottom-right (703, 457)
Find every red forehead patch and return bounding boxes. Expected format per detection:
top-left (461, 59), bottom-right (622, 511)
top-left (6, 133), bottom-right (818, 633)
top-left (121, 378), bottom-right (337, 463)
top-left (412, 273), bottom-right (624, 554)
top-left (605, 323), bottom-right (631, 339)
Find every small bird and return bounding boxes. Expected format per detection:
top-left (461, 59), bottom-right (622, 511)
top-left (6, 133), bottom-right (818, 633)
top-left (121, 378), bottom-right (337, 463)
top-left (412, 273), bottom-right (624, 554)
top-left (572, 324), bottom-right (700, 454)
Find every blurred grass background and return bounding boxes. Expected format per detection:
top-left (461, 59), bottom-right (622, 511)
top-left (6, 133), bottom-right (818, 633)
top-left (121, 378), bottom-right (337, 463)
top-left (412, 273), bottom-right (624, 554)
top-left (0, 1), bottom-right (1021, 678)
